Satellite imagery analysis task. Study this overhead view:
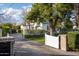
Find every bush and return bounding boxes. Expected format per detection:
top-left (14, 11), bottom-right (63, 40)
top-left (25, 35), bottom-right (45, 44)
top-left (1, 24), bottom-right (21, 36)
top-left (67, 32), bottom-right (79, 51)
top-left (2, 26), bottom-right (10, 36)
top-left (16, 26), bottom-right (21, 33)
top-left (1, 24), bottom-right (12, 36)
top-left (17, 29), bottom-right (21, 33)
top-left (25, 35), bottom-right (44, 38)
top-left (25, 29), bottom-right (46, 35)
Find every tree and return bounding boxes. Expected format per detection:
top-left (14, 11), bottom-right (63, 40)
top-left (74, 4), bottom-right (79, 28)
top-left (25, 3), bottom-right (74, 35)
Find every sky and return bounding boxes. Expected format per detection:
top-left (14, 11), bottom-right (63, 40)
top-left (0, 3), bottom-right (32, 9)
top-left (0, 3), bottom-right (32, 25)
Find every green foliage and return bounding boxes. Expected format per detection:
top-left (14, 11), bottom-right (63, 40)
top-left (16, 26), bottom-right (21, 33)
top-left (25, 35), bottom-right (44, 38)
top-left (64, 19), bottom-right (73, 31)
top-left (26, 29), bottom-right (46, 35)
top-left (52, 4), bottom-right (74, 30)
top-left (67, 32), bottom-right (79, 50)
top-left (25, 35), bottom-right (44, 44)
top-left (25, 3), bottom-right (74, 31)
top-left (26, 3), bottom-right (74, 21)
top-left (1, 23), bottom-right (21, 36)
top-left (26, 3), bottom-right (45, 23)
top-left (1, 24), bottom-right (12, 36)
top-left (2, 27), bottom-right (9, 36)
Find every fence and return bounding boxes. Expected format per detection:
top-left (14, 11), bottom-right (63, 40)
top-left (45, 33), bottom-right (67, 51)
top-left (45, 33), bottom-right (59, 48)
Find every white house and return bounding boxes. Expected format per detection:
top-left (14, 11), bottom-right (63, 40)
top-left (21, 22), bottom-right (48, 31)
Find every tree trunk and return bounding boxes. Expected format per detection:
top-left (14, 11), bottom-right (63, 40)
top-left (28, 22), bottom-right (31, 30)
top-left (48, 19), bottom-right (54, 35)
top-left (74, 4), bottom-right (79, 27)
top-left (48, 18), bottom-right (59, 35)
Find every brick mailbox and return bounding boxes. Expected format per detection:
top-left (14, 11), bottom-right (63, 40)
top-left (0, 36), bottom-right (15, 56)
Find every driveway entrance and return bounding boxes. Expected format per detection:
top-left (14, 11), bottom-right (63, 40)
top-left (10, 33), bottom-right (79, 56)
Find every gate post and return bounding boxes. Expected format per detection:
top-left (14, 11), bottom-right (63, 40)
top-left (59, 34), bottom-right (68, 51)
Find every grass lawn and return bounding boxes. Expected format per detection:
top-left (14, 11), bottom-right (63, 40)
top-left (25, 35), bottom-right (45, 44)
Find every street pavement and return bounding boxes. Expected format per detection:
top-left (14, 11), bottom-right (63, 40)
top-left (10, 33), bottom-right (79, 56)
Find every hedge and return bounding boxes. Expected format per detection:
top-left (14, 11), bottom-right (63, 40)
top-left (67, 32), bottom-right (79, 51)
top-left (25, 35), bottom-right (44, 38)
top-left (23, 29), bottom-right (46, 35)
top-left (2, 27), bottom-right (10, 36)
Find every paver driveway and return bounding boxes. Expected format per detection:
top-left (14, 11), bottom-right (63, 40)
top-left (11, 33), bottom-right (79, 56)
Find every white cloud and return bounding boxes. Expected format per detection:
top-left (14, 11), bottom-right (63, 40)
top-left (27, 8), bottom-right (31, 13)
top-left (3, 8), bottom-right (22, 15)
top-left (0, 8), bottom-right (25, 25)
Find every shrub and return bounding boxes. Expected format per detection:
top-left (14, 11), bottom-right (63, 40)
top-left (2, 26), bottom-right (10, 36)
top-left (25, 29), bottom-right (46, 35)
top-left (25, 35), bottom-right (45, 44)
top-left (67, 32), bottom-right (79, 51)
top-left (16, 26), bottom-right (21, 33)
top-left (17, 29), bottom-right (21, 33)
top-left (25, 35), bottom-right (44, 38)
top-left (1, 24), bottom-right (22, 36)
top-left (1, 24), bottom-right (12, 36)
